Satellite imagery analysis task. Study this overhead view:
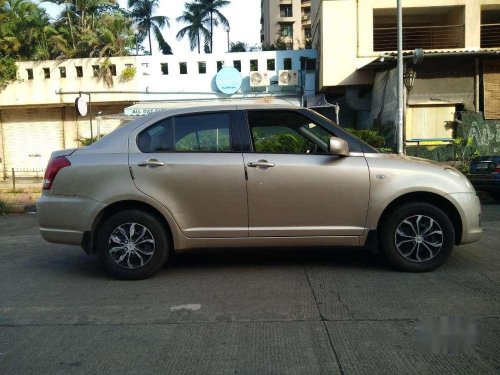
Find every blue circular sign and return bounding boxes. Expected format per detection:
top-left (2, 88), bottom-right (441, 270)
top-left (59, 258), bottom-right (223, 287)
top-left (215, 67), bottom-right (242, 95)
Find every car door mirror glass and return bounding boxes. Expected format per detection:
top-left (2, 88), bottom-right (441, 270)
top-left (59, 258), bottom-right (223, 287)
top-left (329, 137), bottom-right (349, 156)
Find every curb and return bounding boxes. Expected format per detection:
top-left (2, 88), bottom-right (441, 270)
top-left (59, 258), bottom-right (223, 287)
top-left (6, 204), bottom-right (36, 214)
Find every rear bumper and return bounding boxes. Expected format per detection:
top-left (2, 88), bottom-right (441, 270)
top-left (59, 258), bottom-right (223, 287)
top-left (446, 192), bottom-right (482, 245)
top-left (37, 194), bottom-right (105, 246)
top-left (39, 227), bottom-right (85, 246)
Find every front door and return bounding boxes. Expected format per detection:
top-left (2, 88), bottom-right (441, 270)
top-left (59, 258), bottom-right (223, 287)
top-left (129, 111), bottom-right (248, 238)
top-left (243, 110), bottom-right (370, 237)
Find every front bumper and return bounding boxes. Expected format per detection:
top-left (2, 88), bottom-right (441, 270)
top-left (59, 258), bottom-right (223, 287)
top-left (446, 192), bottom-right (482, 245)
top-left (37, 193), bottom-right (105, 246)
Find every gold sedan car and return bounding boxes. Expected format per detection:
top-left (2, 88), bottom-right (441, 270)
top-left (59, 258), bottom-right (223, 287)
top-left (37, 105), bottom-right (482, 279)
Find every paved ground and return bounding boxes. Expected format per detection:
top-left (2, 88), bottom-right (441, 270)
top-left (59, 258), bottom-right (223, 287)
top-left (0, 204), bottom-right (499, 374)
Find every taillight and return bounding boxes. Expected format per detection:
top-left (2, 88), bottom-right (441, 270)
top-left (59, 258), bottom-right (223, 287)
top-left (494, 164), bottom-right (500, 173)
top-left (43, 156), bottom-right (71, 190)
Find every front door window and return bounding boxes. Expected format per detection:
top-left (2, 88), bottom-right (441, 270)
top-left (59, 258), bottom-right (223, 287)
top-left (248, 110), bottom-right (332, 154)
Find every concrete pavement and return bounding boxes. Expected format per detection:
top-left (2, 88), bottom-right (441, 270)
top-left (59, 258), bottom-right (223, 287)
top-left (0, 204), bottom-right (499, 374)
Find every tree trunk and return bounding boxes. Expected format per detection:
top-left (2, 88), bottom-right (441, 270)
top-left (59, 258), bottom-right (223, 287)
top-left (210, 10), bottom-right (213, 53)
top-left (197, 31), bottom-right (200, 54)
top-left (65, 6), bottom-right (76, 51)
top-left (148, 27), bottom-right (152, 55)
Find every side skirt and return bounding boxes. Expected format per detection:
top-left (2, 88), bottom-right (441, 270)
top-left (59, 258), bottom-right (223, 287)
top-left (174, 235), bottom-right (362, 253)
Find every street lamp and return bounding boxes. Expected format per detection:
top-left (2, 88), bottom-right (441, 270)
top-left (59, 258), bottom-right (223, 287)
top-left (224, 26), bottom-right (230, 52)
top-left (396, 0), bottom-right (404, 155)
top-left (403, 67), bottom-right (417, 92)
top-left (300, 56), bottom-right (309, 107)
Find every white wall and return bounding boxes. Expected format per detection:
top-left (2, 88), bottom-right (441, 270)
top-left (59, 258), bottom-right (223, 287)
top-left (0, 50), bottom-right (318, 108)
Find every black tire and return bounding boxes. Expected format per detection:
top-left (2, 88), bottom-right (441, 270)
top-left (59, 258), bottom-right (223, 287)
top-left (379, 202), bottom-right (455, 272)
top-left (97, 209), bottom-right (170, 280)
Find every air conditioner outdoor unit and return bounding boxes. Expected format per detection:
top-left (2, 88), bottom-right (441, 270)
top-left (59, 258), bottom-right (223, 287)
top-left (278, 70), bottom-right (299, 86)
top-left (249, 71), bottom-right (270, 87)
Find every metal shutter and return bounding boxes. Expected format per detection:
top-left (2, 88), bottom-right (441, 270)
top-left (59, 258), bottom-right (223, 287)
top-left (2, 108), bottom-right (64, 174)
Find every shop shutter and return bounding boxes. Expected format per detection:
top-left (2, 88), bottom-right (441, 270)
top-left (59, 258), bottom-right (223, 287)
top-left (483, 60), bottom-right (500, 120)
top-left (2, 108), bottom-right (63, 175)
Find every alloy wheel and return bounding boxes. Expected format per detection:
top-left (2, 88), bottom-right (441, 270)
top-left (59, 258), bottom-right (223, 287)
top-left (394, 215), bottom-right (444, 263)
top-left (108, 223), bottom-right (155, 269)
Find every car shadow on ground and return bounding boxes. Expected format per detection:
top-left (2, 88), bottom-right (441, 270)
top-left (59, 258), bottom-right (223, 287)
top-left (66, 247), bottom-right (392, 280)
top-left (167, 247), bottom-right (389, 271)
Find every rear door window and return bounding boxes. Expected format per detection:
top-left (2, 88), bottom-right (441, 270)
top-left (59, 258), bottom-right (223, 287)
top-left (174, 113), bottom-right (231, 152)
top-left (137, 112), bottom-right (233, 153)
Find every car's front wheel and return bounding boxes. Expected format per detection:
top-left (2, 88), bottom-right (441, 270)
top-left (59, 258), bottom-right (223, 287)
top-left (97, 209), bottom-right (170, 279)
top-left (379, 202), bottom-right (455, 272)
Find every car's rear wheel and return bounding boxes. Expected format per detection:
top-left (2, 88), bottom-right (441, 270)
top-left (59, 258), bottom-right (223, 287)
top-left (379, 202), bottom-right (455, 272)
top-left (97, 209), bottom-right (170, 279)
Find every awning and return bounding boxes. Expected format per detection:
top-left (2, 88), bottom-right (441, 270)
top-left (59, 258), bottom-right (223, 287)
top-left (360, 48), bottom-right (500, 70)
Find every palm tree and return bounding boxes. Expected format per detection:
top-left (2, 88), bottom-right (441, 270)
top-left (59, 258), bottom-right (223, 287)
top-left (176, 2), bottom-right (209, 54)
top-left (92, 12), bottom-right (135, 57)
top-left (1, 0), bottom-right (55, 60)
top-left (195, 0), bottom-right (230, 53)
top-left (43, 0), bottom-right (76, 50)
top-left (128, 0), bottom-right (172, 55)
top-left (45, 0), bottom-right (128, 58)
top-left (229, 41), bottom-right (247, 52)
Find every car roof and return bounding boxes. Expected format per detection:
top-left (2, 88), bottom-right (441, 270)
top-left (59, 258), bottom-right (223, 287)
top-left (152, 102), bottom-right (299, 117)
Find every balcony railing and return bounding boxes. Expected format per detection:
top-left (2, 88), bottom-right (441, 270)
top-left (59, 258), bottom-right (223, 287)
top-left (481, 23), bottom-right (500, 48)
top-left (373, 25), bottom-right (465, 52)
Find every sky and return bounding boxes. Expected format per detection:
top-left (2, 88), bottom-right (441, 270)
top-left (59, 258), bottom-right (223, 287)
top-left (39, 0), bottom-right (261, 55)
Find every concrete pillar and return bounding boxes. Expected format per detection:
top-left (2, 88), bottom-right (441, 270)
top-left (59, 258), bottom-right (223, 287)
top-left (465, 2), bottom-right (481, 49)
top-left (63, 106), bottom-right (79, 149)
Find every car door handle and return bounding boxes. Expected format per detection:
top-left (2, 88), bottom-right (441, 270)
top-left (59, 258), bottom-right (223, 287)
top-left (138, 159), bottom-right (165, 167)
top-left (247, 161), bottom-right (275, 168)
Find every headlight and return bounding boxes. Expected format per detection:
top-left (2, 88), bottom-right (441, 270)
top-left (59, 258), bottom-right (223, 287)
top-left (445, 168), bottom-right (474, 191)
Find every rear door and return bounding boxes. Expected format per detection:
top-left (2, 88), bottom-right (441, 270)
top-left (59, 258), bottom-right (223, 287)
top-left (242, 109), bottom-right (370, 238)
top-left (129, 111), bottom-right (248, 238)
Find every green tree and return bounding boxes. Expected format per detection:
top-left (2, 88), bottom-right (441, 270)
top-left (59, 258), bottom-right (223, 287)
top-left (195, 0), bottom-right (230, 53)
top-left (45, 0), bottom-right (134, 58)
top-left (92, 12), bottom-right (135, 57)
top-left (229, 41), bottom-right (247, 52)
top-left (128, 0), bottom-right (172, 55)
top-left (1, 0), bottom-right (55, 60)
top-left (0, 56), bottom-right (17, 89)
top-left (176, 1), bottom-right (210, 54)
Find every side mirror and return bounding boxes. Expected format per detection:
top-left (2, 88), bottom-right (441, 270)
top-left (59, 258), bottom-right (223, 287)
top-left (329, 136), bottom-right (349, 156)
